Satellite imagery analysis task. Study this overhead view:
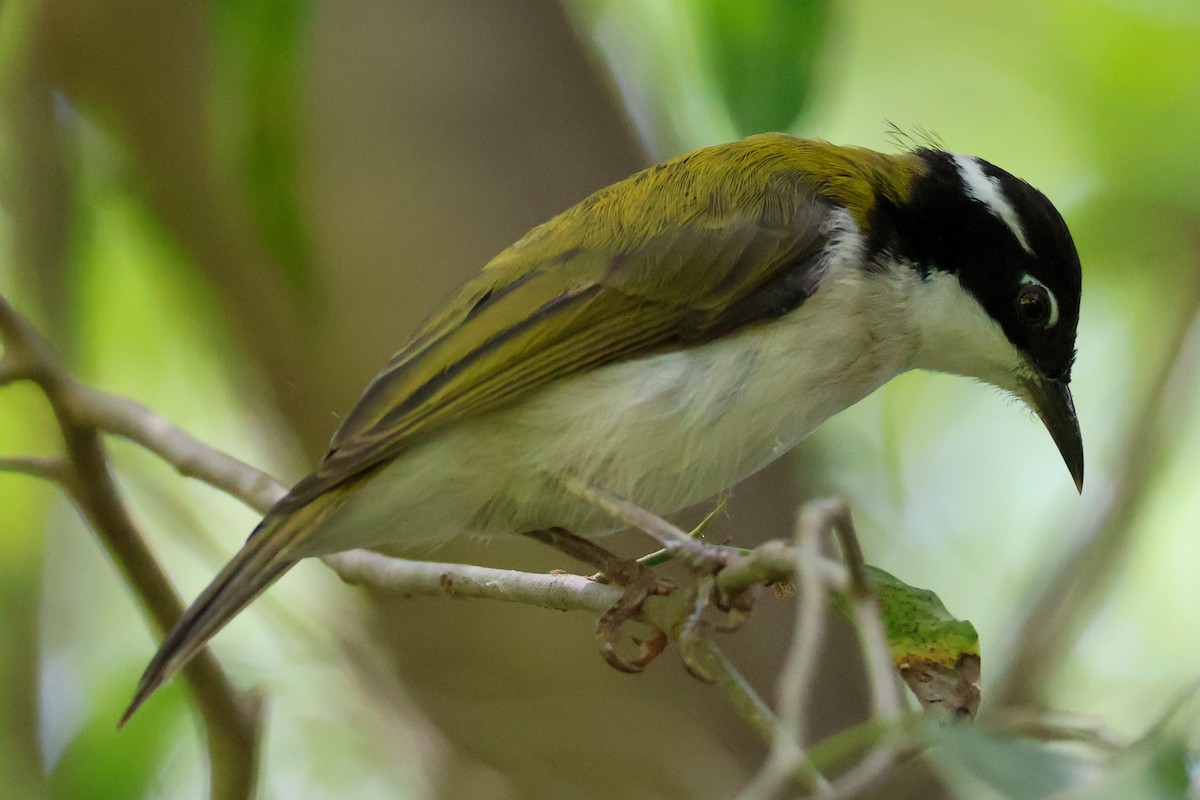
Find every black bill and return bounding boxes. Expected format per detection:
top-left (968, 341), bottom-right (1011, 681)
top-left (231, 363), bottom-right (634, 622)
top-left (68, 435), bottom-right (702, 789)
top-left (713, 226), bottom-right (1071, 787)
top-left (1025, 375), bottom-right (1084, 492)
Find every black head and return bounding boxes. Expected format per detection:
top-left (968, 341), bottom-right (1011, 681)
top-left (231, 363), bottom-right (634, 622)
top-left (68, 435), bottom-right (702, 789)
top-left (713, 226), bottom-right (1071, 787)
top-left (867, 149), bottom-right (1084, 489)
top-left (871, 150), bottom-right (1081, 381)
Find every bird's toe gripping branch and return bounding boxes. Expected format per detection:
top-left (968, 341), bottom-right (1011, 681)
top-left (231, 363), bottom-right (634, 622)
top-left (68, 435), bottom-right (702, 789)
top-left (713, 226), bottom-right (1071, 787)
top-left (524, 526), bottom-right (676, 672)
top-left (676, 573), bottom-right (760, 682)
top-left (543, 477), bottom-right (769, 676)
top-left (594, 565), bottom-right (674, 673)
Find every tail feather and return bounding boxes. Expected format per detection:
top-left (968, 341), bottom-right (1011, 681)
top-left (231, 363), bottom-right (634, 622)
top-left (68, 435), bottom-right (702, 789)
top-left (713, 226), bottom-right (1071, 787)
top-left (119, 524), bottom-right (297, 726)
top-left (121, 475), bottom-right (357, 726)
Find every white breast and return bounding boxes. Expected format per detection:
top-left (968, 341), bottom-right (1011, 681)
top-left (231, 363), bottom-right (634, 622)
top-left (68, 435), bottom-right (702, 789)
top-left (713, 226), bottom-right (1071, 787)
top-left (304, 239), bottom-right (926, 556)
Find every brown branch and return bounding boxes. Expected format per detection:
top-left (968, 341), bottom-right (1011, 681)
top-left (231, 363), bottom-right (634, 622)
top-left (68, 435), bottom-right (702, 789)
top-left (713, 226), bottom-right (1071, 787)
top-left (0, 353), bottom-right (25, 386)
top-left (737, 504), bottom-right (836, 800)
top-left (0, 293), bottom-right (262, 800)
top-left (0, 455), bottom-right (71, 482)
top-left (810, 502), bottom-right (906, 800)
top-left (75, 384), bottom-right (287, 513)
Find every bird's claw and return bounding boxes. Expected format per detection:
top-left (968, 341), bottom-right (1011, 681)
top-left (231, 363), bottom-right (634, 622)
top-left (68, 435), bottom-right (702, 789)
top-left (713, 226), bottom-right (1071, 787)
top-left (677, 574), bottom-right (760, 682)
top-left (593, 563), bottom-right (674, 673)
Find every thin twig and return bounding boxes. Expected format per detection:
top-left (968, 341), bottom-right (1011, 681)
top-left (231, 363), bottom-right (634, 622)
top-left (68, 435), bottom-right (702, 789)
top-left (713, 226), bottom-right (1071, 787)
top-left (983, 707), bottom-right (1126, 753)
top-left (701, 643), bottom-right (833, 795)
top-left (738, 504), bottom-right (837, 800)
top-left (823, 501), bottom-right (906, 799)
top-left (786, 507), bottom-right (833, 759)
top-left (557, 473), bottom-right (718, 561)
top-left (701, 642), bottom-right (779, 742)
top-left (637, 498), bottom-right (727, 567)
top-left (76, 384), bottom-right (287, 513)
top-left (0, 455), bottom-right (71, 483)
top-left (826, 503), bottom-right (903, 721)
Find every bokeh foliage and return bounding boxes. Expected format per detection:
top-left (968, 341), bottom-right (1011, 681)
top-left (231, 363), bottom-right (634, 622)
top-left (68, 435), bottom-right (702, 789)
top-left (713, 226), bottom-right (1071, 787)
top-left (1, 0), bottom-right (1199, 797)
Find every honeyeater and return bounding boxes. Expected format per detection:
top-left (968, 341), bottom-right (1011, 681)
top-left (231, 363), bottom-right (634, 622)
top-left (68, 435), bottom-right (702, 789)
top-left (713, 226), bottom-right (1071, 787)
top-left (123, 133), bottom-right (1083, 721)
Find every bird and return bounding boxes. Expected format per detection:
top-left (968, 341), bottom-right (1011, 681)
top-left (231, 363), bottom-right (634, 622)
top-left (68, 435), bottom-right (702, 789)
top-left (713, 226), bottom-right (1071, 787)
top-left (121, 133), bottom-right (1083, 722)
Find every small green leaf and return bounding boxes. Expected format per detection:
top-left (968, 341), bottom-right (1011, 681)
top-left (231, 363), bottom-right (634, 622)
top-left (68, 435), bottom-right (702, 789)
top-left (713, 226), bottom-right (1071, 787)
top-left (832, 566), bottom-right (981, 718)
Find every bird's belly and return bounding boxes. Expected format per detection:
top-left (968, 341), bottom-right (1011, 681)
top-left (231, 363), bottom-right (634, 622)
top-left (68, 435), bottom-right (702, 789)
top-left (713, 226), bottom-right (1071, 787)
top-left (310, 283), bottom-right (913, 554)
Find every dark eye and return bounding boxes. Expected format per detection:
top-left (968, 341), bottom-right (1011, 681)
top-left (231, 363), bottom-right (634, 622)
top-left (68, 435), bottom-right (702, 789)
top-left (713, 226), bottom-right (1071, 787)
top-left (1016, 278), bottom-right (1058, 329)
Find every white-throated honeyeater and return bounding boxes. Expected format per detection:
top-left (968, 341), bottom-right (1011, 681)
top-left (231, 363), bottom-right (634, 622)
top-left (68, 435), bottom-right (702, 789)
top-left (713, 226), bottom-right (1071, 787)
top-left (122, 133), bottom-right (1083, 722)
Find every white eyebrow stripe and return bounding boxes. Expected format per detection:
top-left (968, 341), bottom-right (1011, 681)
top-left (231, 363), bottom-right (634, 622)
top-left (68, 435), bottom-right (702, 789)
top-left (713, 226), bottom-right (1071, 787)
top-left (952, 154), bottom-right (1035, 256)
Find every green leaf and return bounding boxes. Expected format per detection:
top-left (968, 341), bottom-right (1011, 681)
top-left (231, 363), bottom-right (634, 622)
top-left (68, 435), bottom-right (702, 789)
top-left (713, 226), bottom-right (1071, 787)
top-left (1075, 740), bottom-right (1192, 800)
top-left (832, 566), bottom-right (981, 718)
top-left (694, 0), bottom-right (833, 136)
top-left (1073, 690), bottom-right (1200, 800)
top-left (866, 566), bottom-right (980, 666)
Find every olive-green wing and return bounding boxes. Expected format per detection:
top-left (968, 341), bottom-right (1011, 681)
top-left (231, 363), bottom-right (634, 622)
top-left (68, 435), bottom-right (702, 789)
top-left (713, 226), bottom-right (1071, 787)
top-left (279, 163), bottom-right (834, 512)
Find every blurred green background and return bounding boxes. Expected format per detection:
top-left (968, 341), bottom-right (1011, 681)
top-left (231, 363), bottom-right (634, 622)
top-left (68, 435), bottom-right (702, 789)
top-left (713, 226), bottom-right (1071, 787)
top-left (1, 0), bottom-right (1198, 798)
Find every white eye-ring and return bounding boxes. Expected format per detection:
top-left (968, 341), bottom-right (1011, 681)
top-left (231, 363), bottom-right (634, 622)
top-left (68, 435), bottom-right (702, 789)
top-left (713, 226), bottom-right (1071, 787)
top-left (1017, 274), bottom-right (1059, 329)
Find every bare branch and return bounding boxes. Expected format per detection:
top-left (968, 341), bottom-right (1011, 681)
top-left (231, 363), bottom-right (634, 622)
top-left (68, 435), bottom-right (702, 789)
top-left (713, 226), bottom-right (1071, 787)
top-left (0, 353), bottom-right (24, 386)
top-left (699, 643), bottom-right (779, 745)
top-left (327, 543), bottom-right (844, 799)
top-left (1, 287), bottom-right (927, 798)
top-left (831, 527), bottom-right (904, 721)
top-left (0, 455), bottom-right (71, 483)
top-left (0, 294), bottom-right (57, 387)
top-left (74, 384), bottom-right (287, 513)
top-left (717, 540), bottom-right (850, 596)
top-left (821, 502), bottom-right (906, 799)
top-left (0, 293), bottom-right (26, 346)
top-left (325, 550), bottom-right (620, 613)
top-left (558, 473), bottom-right (708, 557)
top-left (738, 504), bottom-right (837, 800)
top-left (695, 643), bottom-right (828, 797)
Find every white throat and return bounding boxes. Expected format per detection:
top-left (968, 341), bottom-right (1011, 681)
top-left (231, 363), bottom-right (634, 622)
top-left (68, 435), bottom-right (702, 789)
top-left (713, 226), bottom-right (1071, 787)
top-left (905, 268), bottom-right (1028, 392)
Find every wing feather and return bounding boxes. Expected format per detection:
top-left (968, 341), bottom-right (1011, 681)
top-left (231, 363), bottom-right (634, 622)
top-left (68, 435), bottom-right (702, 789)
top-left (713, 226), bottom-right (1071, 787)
top-left (278, 146), bottom-right (837, 513)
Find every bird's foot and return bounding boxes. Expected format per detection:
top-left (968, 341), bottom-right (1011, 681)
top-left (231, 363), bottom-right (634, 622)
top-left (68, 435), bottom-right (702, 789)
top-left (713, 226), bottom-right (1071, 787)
top-left (594, 563), bottom-right (674, 673)
top-left (525, 527), bottom-right (675, 673)
top-left (676, 573), bottom-right (760, 681)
